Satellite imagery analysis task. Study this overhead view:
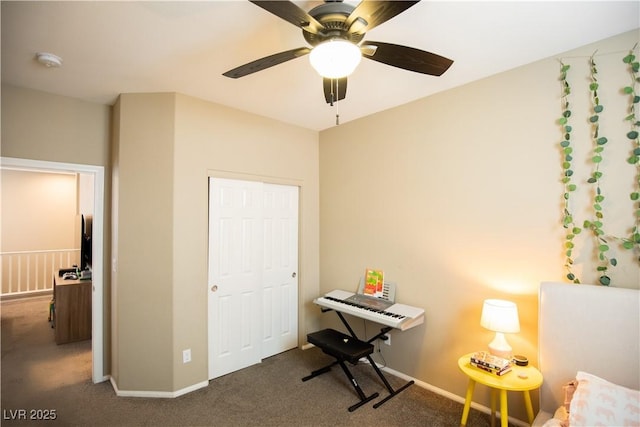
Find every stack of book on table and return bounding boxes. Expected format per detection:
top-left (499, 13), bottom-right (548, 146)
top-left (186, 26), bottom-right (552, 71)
top-left (470, 351), bottom-right (512, 376)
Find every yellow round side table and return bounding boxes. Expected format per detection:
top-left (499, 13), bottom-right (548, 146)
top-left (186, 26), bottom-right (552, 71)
top-left (458, 353), bottom-right (543, 427)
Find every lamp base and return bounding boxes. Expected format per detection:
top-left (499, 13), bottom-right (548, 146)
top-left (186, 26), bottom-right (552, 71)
top-left (488, 332), bottom-right (513, 360)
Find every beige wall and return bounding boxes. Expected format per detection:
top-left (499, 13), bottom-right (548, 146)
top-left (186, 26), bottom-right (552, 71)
top-left (172, 93), bottom-right (320, 390)
top-left (111, 93), bottom-right (176, 391)
top-left (1, 170), bottom-right (77, 251)
top-left (111, 92), bottom-right (320, 392)
top-left (170, 93), bottom-right (320, 389)
top-left (319, 29), bottom-right (639, 421)
top-left (1, 85), bottom-right (111, 166)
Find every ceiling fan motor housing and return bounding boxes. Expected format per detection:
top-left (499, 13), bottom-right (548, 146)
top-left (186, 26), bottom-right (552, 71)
top-left (303, 2), bottom-right (364, 46)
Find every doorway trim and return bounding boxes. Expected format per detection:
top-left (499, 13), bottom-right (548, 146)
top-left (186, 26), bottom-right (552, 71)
top-left (1, 156), bottom-right (106, 383)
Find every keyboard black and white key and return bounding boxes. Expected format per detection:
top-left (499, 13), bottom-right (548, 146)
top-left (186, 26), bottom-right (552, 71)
top-left (314, 289), bottom-right (424, 331)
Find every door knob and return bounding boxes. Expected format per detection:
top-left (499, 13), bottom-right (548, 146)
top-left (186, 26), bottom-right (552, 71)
top-left (211, 285), bottom-right (218, 292)
top-left (291, 272), bottom-right (296, 278)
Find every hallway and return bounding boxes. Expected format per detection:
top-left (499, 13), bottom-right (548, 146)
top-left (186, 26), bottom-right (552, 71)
top-left (1, 295), bottom-right (91, 411)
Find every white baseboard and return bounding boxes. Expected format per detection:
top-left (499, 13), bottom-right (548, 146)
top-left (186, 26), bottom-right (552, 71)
top-left (94, 374), bottom-right (110, 384)
top-left (109, 376), bottom-right (208, 398)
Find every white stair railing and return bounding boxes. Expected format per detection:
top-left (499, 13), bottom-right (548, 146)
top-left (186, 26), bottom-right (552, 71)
top-left (1, 249), bottom-right (80, 297)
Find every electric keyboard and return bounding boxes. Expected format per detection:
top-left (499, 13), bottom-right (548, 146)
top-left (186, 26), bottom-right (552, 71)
top-left (314, 289), bottom-right (425, 331)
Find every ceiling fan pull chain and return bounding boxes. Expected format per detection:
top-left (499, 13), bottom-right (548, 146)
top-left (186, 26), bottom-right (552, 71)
top-left (335, 78), bottom-right (340, 126)
top-left (329, 78), bottom-right (335, 107)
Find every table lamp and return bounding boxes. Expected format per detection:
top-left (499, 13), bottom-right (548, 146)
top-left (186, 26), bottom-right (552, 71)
top-left (480, 299), bottom-right (520, 359)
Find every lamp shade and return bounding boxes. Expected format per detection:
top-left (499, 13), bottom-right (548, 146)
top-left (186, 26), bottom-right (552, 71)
top-left (309, 39), bottom-right (362, 78)
top-left (480, 299), bottom-right (520, 333)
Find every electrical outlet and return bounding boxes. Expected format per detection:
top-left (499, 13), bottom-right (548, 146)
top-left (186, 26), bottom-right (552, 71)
top-left (384, 334), bottom-right (391, 346)
top-left (182, 349), bottom-right (191, 364)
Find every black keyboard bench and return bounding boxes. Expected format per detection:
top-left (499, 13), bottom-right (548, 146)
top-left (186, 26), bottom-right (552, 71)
top-left (303, 326), bottom-right (416, 411)
top-left (307, 328), bottom-right (374, 363)
top-left (303, 328), bottom-right (379, 411)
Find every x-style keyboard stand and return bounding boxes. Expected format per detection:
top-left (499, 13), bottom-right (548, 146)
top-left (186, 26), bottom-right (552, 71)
top-left (302, 309), bottom-right (415, 411)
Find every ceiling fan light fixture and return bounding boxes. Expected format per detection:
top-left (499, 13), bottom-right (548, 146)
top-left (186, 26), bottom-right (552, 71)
top-left (309, 39), bottom-right (361, 78)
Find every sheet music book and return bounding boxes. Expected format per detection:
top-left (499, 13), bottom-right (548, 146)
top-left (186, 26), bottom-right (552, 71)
top-left (357, 276), bottom-right (396, 302)
top-left (363, 268), bottom-right (384, 298)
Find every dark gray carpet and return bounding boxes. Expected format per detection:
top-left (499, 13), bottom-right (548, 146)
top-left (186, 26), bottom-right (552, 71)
top-left (1, 296), bottom-right (499, 426)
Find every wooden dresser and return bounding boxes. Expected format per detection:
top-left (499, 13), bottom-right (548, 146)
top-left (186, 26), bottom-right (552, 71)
top-left (53, 272), bottom-right (92, 345)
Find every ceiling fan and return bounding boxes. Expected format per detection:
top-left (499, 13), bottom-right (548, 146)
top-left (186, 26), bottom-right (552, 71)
top-left (222, 0), bottom-right (454, 105)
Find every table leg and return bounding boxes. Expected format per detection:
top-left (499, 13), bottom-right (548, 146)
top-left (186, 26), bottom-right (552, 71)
top-left (523, 390), bottom-right (534, 424)
top-left (499, 389), bottom-right (508, 427)
top-left (490, 389), bottom-right (497, 427)
top-left (460, 379), bottom-right (476, 426)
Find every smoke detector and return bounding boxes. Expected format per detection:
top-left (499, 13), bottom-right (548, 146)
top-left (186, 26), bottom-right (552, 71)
top-left (36, 52), bottom-right (63, 68)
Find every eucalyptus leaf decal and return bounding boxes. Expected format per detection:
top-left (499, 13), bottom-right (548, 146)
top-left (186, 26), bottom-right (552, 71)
top-left (620, 44), bottom-right (640, 255)
top-left (558, 60), bottom-right (580, 283)
top-left (585, 53), bottom-right (614, 283)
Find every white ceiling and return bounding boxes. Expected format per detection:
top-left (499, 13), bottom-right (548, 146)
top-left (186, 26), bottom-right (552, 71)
top-left (2, 1), bottom-right (638, 131)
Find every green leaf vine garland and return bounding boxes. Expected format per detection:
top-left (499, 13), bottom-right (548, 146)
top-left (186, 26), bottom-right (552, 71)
top-left (621, 46), bottom-right (640, 256)
top-left (582, 53), bottom-right (616, 285)
top-left (559, 61), bottom-right (581, 283)
top-left (559, 45), bottom-right (640, 286)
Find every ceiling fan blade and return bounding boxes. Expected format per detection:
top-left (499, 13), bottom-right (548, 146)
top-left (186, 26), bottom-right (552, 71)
top-left (323, 78), bottom-right (347, 104)
top-left (249, 1), bottom-right (324, 34)
top-left (345, 1), bottom-right (419, 35)
top-left (361, 41), bottom-right (453, 76)
top-left (223, 47), bottom-right (311, 79)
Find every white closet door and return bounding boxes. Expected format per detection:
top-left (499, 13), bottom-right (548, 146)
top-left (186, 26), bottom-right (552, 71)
top-left (208, 178), bottom-right (263, 379)
top-left (208, 178), bottom-right (299, 379)
top-left (261, 184), bottom-right (298, 358)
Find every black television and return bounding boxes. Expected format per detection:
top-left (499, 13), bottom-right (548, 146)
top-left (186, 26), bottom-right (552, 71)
top-left (80, 214), bottom-right (93, 271)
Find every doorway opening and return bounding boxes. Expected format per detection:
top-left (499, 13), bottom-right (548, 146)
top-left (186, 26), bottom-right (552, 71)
top-left (1, 156), bottom-right (106, 383)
